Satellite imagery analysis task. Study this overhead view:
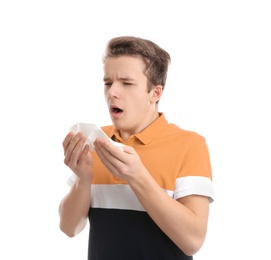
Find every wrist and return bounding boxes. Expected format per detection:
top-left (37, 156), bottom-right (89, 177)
top-left (75, 176), bottom-right (92, 189)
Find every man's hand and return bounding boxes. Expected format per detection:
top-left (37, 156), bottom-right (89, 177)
top-left (63, 131), bottom-right (93, 183)
top-left (93, 138), bottom-right (147, 182)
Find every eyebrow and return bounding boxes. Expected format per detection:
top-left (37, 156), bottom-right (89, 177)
top-left (119, 77), bottom-right (135, 82)
top-left (103, 77), bottom-right (136, 82)
top-left (103, 77), bottom-right (110, 82)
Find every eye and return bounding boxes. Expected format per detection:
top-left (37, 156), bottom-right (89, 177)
top-left (104, 82), bottom-right (112, 87)
top-left (123, 82), bottom-right (133, 86)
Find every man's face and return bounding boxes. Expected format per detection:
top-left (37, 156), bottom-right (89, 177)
top-left (103, 56), bottom-right (159, 138)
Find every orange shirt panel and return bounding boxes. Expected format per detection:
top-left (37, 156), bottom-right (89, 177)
top-left (91, 113), bottom-right (212, 191)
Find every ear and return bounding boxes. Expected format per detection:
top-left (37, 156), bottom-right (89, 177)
top-left (150, 85), bottom-right (163, 104)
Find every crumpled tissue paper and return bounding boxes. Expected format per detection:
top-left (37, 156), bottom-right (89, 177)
top-left (69, 123), bottom-right (124, 151)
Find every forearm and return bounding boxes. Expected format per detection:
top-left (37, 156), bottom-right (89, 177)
top-left (129, 171), bottom-right (209, 256)
top-left (59, 179), bottom-right (91, 237)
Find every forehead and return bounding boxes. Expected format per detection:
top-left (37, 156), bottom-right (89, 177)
top-left (103, 56), bottom-right (146, 78)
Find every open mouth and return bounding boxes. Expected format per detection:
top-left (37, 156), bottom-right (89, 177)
top-left (111, 106), bottom-right (123, 115)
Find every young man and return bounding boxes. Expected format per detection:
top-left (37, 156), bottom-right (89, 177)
top-left (59, 36), bottom-right (214, 259)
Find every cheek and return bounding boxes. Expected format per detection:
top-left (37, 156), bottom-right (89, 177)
top-left (104, 88), bottom-right (108, 96)
top-left (104, 89), bottom-right (110, 103)
top-left (131, 96), bottom-right (150, 111)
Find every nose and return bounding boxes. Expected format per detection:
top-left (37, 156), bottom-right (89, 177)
top-left (106, 82), bottom-right (119, 99)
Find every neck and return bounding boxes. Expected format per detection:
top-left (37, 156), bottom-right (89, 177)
top-left (119, 111), bottom-right (160, 141)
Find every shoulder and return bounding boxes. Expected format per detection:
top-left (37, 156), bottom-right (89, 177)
top-left (165, 123), bottom-right (206, 144)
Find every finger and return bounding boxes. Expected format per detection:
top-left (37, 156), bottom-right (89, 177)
top-left (95, 138), bottom-right (126, 161)
top-left (94, 138), bottom-right (125, 174)
top-left (66, 132), bottom-right (83, 153)
top-left (64, 133), bottom-right (85, 165)
top-left (62, 131), bottom-right (74, 154)
top-left (94, 138), bottom-right (119, 164)
top-left (78, 144), bottom-right (92, 166)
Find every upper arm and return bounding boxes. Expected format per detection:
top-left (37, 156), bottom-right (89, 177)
top-left (177, 195), bottom-right (210, 231)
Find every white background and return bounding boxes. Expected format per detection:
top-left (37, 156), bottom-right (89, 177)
top-left (1, 1), bottom-right (270, 259)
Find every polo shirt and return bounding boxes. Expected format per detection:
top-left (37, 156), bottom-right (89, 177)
top-left (69, 113), bottom-right (214, 259)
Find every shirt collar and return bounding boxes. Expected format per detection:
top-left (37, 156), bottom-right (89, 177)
top-left (108, 113), bottom-right (168, 145)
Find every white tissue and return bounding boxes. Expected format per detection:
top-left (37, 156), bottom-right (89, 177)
top-left (69, 123), bottom-right (124, 151)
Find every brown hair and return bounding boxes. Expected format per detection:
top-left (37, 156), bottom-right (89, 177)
top-left (103, 36), bottom-right (171, 93)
